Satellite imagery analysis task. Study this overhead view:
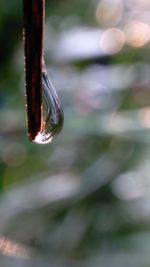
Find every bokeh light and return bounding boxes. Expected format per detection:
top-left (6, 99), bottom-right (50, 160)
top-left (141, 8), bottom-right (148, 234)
top-left (139, 107), bottom-right (150, 128)
top-left (112, 172), bottom-right (145, 200)
top-left (100, 28), bottom-right (125, 54)
top-left (0, 235), bottom-right (30, 259)
top-left (127, 0), bottom-right (150, 10)
top-left (95, 0), bottom-right (124, 27)
top-left (124, 20), bottom-right (150, 47)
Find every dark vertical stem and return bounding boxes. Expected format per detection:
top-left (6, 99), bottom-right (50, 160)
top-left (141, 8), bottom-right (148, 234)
top-left (23, 0), bottom-right (45, 141)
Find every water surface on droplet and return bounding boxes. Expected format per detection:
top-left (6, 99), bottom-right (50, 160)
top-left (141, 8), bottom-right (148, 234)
top-left (34, 71), bottom-right (64, 144)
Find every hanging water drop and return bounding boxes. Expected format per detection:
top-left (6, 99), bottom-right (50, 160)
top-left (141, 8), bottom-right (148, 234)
top-left (34, 68), bottom-right (64, 144)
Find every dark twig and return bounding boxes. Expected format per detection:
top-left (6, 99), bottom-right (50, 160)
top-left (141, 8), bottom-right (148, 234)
top-left (23, 0), bottom-right (45, 141)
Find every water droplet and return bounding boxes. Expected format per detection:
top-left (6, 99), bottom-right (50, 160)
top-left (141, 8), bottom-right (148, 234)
top-left (34, 70), bottom-right (64, 144)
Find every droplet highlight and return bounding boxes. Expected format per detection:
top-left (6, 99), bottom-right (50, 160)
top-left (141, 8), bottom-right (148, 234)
top-left (34, 70), bottom-right (64, 144)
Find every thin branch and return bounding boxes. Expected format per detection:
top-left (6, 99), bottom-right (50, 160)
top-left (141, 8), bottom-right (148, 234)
top-left (23, 0), bottom-right (45, 141)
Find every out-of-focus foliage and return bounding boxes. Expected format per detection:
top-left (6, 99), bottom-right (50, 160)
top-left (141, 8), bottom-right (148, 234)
top-left (0, 0), bottom-right (150, 266)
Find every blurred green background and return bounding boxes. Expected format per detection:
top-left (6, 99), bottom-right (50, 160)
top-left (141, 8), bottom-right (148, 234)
top-left (1, 0), bottom-right (150, 266)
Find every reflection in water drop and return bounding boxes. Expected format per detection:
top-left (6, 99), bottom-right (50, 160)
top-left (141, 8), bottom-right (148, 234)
top-left (34, 70), bottom-right (64, 144)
